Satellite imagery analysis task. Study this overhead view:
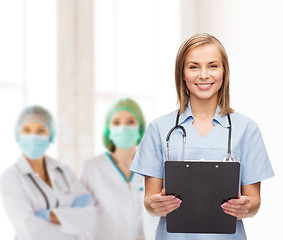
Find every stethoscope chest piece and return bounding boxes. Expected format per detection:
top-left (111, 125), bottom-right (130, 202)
top-left (223, 155), bottom-right (235, 162)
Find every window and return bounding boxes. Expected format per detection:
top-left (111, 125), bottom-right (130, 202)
top-left (0, 1), bottom-right (57, 238)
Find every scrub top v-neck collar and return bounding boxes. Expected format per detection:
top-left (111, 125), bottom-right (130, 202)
top-left (105, 152), bottom-right (134, 183)
top-left (178, 101), bottom-right (230, 128)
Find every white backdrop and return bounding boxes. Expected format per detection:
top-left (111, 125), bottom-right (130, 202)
top-left (0, 0), bottom-right (282, 239)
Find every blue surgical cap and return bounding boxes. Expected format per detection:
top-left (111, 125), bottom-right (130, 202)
top-left (15, 105), bottom-right (56, 143)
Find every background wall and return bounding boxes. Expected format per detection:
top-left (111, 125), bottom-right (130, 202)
top-left (0, 0), bottom-right (282, 239)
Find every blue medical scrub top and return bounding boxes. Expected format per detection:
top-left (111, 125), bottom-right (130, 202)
top-left (130, 103), bottom-right (274, 240)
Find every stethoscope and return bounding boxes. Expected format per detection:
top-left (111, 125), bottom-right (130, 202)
top-left (27, 163), bottom-right (71, 209)
top-left (166, 111), bottom-right (235, 162)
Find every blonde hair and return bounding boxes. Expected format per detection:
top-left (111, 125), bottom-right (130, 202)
top-left (175, 33), bottom-right (233, 116)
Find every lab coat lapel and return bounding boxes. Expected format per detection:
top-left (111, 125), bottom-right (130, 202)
top-left (45, 157), bottom-right (71, 194)
top-left (17, 155), bottom-right (34, 175)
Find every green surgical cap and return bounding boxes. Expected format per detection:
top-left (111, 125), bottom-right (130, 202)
top-left (103, 98), bottom-right (146, 152)
top-left (15, 105), bottom-right (56, 143)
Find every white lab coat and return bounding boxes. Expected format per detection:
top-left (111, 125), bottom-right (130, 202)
top-left (0, 155), bottom-right (96, 240)
top-left (80, 152), bottom-right (145, 240)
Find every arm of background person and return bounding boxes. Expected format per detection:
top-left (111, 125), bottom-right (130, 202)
top-left (51, 165), bottom-right (96, 236)
top-left (0, 169), bottom-right (70, 240)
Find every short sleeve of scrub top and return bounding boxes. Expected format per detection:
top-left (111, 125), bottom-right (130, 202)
top-left (130, 121), bottom-right (164, 179)
top-left (236, 119), bottom-right (274, 186)
top-left (130, 106), bottom-right (274, 240)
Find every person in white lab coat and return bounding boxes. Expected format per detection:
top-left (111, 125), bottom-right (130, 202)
top-left (0, 105), bottom-right (96, 240)
top-left (81, 98), bottom-right (146, 240)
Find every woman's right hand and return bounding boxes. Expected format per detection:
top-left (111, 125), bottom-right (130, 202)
top-left (150, 188), bottom-right (182, 217)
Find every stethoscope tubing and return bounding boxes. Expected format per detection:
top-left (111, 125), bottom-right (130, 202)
top-left (166, 111), bottom-right (233, 162)
top-left (28, 173), bottom-right (50, 209)
top-left (28, 165), bottom-right (69, 210)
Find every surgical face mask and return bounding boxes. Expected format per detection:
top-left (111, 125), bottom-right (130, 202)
top-left (109, 125), bottom-right (139, 149)
top-left (18, 134), bottom-right (50, 160)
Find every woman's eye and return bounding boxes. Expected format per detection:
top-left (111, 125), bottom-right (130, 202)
top-left (22, 129), bottom-right (30, 133)
top-left (112, 121), bottom-right (120, 125)
top-left (209, 65), bottom-right (218, 69)
top-left (127, 120), bottom-right (136, 125)
top-left (37, 129), bottom-right (48, 135)
top-left (189, 65), bottom-right (198, 70)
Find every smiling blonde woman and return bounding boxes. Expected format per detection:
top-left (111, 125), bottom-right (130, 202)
top-left (130, 33), bottom-right (274, 240)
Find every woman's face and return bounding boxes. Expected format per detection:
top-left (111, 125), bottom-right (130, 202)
top-left (110, 110), bottom-right (138, 127)
top-left (19, 121), bottom-right (49, 137)
top-left (183, 43), bottom-right (224, 101)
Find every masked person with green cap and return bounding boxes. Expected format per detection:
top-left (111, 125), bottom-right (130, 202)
top-left (0, 105), bottom-right (96, 240)
top-left (80, 98), bottom-right (146, 240)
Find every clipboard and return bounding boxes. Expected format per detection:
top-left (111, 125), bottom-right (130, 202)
top-left (165, 160), bottom-right (240, 234)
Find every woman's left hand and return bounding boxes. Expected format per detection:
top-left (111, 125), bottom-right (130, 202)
top-left (50, 211), bottom-right (60, 224)
top-left (221, 193), bottom-right (251, 220)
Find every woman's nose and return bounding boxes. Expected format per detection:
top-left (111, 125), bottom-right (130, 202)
top-left (199, 68), bottom-right (210, 80)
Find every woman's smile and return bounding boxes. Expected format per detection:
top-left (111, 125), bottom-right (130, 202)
top-left (195, 83), bottom-right (214, 90)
